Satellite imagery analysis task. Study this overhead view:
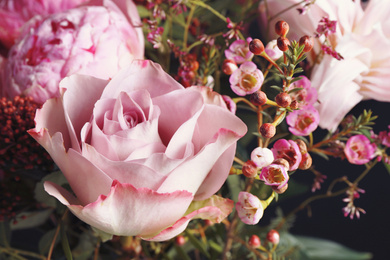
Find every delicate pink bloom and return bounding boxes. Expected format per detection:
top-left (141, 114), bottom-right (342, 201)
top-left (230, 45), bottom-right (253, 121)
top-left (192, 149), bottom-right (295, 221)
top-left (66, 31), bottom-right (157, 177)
top-left (0, 0), bottom-right (88, 48)
top-left (250, 147), bottom-right (274, 168)
top-left (259, 0), bottom-right (390, 131)
top-left (378, 126), bottom-right (390, 147)
top-left (2, 0), bottom-right (144, 104)
top-left (264, 40), bottom-right (283, 60)
top-left (147, 26), bottom-right (164, 49)
top-left (315, 16), bottom-right (337, 37)
top-left (229, 61), bottom-right (264, 96)
top-left (344, 135), bottom-right (376, 165)
top-left (286, 105), bottom-right (320, 136)
top-left (224, 37), bottom-right (254, 64)
top-left (28, 60), bottom-right (247, 241)
top-left (236, 192), bottom-right (264, 225)
top-left (260, 164), bottom-right (289, 189)
top-left (342, 186), bottom-right (366, 219)
top-left (271, 139), bottom-right (302, 171)
top-left (288, 76), bottom-right (318, 108)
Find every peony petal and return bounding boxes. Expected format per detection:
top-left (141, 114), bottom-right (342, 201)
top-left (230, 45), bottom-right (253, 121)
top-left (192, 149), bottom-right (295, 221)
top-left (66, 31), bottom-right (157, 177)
top-left (142, 195), bottom-right (234, 241)
top-left (101, 60), bottom-right (183, 100)
top-left (44, 180), bottom-right (194, 238)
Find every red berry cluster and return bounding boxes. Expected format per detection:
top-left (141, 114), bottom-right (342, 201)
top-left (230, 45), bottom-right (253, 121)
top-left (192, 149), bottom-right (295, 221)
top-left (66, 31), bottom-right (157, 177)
top-left (0, 96), bottom-right (54, 173)
top-left (176, 53), bottom-right (199, 87)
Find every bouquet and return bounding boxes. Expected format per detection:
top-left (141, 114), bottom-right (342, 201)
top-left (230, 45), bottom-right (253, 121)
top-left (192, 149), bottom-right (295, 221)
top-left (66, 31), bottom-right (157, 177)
top-left (1, 0), bottom-right (389, 259)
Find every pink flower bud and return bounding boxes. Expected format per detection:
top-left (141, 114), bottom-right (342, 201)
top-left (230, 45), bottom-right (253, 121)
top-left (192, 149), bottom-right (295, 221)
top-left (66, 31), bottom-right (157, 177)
top-left (275, 20), bottom-right (289, 36)
top-left (260, 123), bottom-right (276, 139)
top-left (267, 229), bottom-right (280, 244)
top-left (250, 90), bottom-right (267, 106)
top-left (251, 147), bottom-right (274, 168)
top-left (222, 59), bottom-right (238, 75)
top-left (248, 235), bottom-right (261, 248)
top-left (242, 160), bottom-right (258, 178)
top-left (249, 39), bottom-right (265, 55)
top-left (236, 192), bottom-right (264, 225)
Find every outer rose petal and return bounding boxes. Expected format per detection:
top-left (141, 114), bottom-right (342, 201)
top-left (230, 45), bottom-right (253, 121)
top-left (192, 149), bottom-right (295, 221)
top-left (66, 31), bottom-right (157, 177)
top-left (142, 195), bottom-right (234, 241)
top-left (44, 180), bottom-right (194, 237)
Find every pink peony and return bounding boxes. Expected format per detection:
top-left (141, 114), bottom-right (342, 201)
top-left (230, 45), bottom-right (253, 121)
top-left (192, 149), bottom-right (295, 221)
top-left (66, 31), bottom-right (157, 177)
top-left (260, 0), bottom-right (390, 131)
top-left (236, 192), bottom-right (264, 225)
top-left (344, 135), bottom-right (376, 165)
top-left (2, 0), bottom-right (144, 104)
top-left (229, 61), bottom-right (264, 96)
top-left (286, 105), bottom-right (320, 136)
top-left (259, 164), bottom-right (289, 190)
top-left (0, 0), bottom-right (88, 48)
top-left (271, 139), bottom-right (302, 171)
top-left (28, 60), bottom-right (247, 241)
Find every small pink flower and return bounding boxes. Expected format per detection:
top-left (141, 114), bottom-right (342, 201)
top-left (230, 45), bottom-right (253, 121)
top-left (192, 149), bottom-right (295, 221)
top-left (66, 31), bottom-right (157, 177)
top-left (286, 105), bottom-right (320, 136)
top-left (260, 164), bottom-right (289, 189)
top-left (344, 135), bottom-right (376, 165)
top-left (315, 16), bottom-right (337, 37)
top-left (271, 139), bottom-right (302, 171)
top-left (229, 61), bottom-right (264, 96)
top-left (224, 37), bottom-right (254, 64)
top-left (264, 40), bottom-right (283, 60)
top-left (236, 192), bottom-right (264, 225)
top-left (251, 147), bottom-right (274, 168)
top-left (378, 126), bottom-right (390, 147)
top-left (288, 76), bottom-right (318, 108)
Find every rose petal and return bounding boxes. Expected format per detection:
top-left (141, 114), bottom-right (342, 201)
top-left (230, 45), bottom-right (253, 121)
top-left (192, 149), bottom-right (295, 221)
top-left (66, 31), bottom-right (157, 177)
top-left (142, 195), bottom-right (234, 241)
top-left (44, 180), bottom-right (194, 237)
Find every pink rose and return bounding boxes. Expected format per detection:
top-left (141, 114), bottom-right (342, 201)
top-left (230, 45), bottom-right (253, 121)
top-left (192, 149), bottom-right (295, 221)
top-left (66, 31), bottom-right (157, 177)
top-left (0, 0), bottom-right (88, 48)
top-left (344, 135), bottom-right (376, 165)
top-left (28, 60), bottom-right (247, 241)
top-left (2, 0), bottom-right (144, 104)
top-left (260, 0), bottom-right (390, 131)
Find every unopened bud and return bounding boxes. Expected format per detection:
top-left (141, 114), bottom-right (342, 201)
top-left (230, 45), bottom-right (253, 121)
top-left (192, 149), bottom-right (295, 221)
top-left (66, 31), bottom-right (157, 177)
top-left (267, 229), bottom-right (280, 244)
top-left (272, 183), bottom-right (288, 194)
top-left (277, 37), bottom-right (290, 52)
top-left (248, 234), bottom-right (261, 248)
top-left (250, 90), bottom-right (267, 106)
top-left (222, 59), bottom-right (238, 75)
top-left (299, 152), bottom-right (312, 170)
top-left (249, 39), bottom-right (265, 55)
top-left (260, 123), bottom-right (276, 139)
top-left (275, 92), bottom-right (291, 108)
top-left (175, 235), bottom-right (186, 246)
top-left (299, 35), bottom-right (314, 53)
top-left (275, 20), bottom-right (289, 36)
top-left (242, 160), bottom-right (258, 178)
top-left (290, 100), bottom-right (299, 109)
top-left (272, 158), bottom-right (290, 170)
top-left (294, 139), bottom-right (308, 154)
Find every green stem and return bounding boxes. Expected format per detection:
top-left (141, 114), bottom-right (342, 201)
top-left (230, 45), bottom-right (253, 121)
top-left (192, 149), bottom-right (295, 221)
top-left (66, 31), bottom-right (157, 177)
top-left (0, 246), bottom-right (46, 260)
top-left (188, 0), bottom-right (226, 22)
top-left (183, 4), bottom-right (196, 51)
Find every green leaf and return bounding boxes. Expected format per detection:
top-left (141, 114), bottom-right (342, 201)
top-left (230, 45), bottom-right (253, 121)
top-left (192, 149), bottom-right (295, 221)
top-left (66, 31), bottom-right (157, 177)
top-left (294, 235), bottom-right (372, 260)
top-left (185, 230), bottom-right (210, 259)
top-left (383, 161), bottom-right (390, 175)
top-left (174, 244), bottom-right (192, 260)
top-left (61, 224), bottom-right (73, 260)
top-left (0, 221), bottom-right (11, 247)
top-left (11, 209), bottom-right (53, 230)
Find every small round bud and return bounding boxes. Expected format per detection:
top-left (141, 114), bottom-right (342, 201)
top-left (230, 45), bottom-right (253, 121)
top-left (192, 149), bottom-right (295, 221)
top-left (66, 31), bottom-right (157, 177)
top-left (272, 183), bottom-right (288, 194)
top-left (272, 158), bottom-right (290, 170)
top-left (277, 37), bottom-right (290, 52)
top-left (249, 39), bottom-right (265, 55)
top-left (299, 153), bottom-right (312, 170)
top-left (275, 92), bottom-right (291, 108)
top-left (248, 235), bottom-right (261, 248)
top-left (222, 59), bottom-right (238, 75)
top-left (260, 123), bottom-right (276, 139)
top-left (242, 160), bottom-right (258, 178)
top-left (267, 229), bottom-right (280, 244)
top-left (290, 100), bottom-right (299, 109)
top-left (275, 20), bottom-right (289, 36)
top-left (250, 90), bottom-right (267, 106)
top-left (294, 139), bottom-right (308, 154)
top-left (299, 35), bottom-right (314, 53)
top-left (175, 235), bottom-right (186, 246)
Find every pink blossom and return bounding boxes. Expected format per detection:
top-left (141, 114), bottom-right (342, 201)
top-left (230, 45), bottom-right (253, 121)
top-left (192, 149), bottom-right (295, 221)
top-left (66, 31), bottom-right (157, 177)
top-left (224, 37), bottom-right (254, 64)
top-left (260, 164), bottom-right (289, 189)
top-left (250, 147), bottom-right (274, 168)
top-left (286, 105), bottom-right (320, 136)
top-left (271, 139), bottom-right (302, 171)
top-left (28, 60), bottom-right (247, 241)
top-left (2, 0), bottom-right (144, 104)
top-left (236, 192), bottom-right (263, 225)
top-left (378, 126), bottom-right (390, 147)
top-left (288, 76), bottom-right (318, 108)
top-left (0, 0), bottom-right (88, 48)
top-left (264, 40), bottom-right (283, 60)
top-left (229, 61), bottom-right (264, 96)
top-left (259, 0), bottom-right (390, 131)
top-left (344, 135), bottom-right (376, 165)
